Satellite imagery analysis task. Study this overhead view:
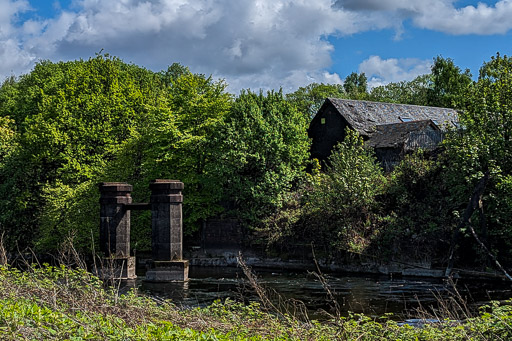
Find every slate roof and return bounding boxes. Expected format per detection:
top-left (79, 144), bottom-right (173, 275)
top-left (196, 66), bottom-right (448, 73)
top-left (366, 120), bottom-right (440, 149)
top-left (326, 98), bottom-right (458, 136)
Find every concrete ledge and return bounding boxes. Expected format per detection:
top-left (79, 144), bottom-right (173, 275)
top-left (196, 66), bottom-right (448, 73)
top-left (402, 268), bottom-right (445, 278)
top-left (145, 260), bottom-right (189, 282)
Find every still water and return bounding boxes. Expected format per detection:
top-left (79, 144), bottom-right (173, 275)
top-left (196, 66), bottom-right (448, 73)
top-left (134, 266), bottom-right (512, 319)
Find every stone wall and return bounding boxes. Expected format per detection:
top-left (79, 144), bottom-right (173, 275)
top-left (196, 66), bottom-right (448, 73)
top-left (202, 219), bottom-right (242, 250)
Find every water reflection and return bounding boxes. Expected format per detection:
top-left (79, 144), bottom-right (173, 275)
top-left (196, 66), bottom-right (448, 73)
top-left (134, 266), bottom-right (512, 318)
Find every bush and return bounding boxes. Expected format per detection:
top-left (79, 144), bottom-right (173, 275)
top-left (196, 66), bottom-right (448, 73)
top-left (300, 129), bottom-right (386, 253)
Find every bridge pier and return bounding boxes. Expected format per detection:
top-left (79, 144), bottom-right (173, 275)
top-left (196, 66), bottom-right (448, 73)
top-left (98, 182), bottom-right (136, 279)
top-left (98, 179), bottom-right (188, 282)
top-left (146, 180), bottom-right (189, 282)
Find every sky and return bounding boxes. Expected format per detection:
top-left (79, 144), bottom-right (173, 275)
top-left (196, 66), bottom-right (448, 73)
top-left (1, 0), bottom-right (512, 93)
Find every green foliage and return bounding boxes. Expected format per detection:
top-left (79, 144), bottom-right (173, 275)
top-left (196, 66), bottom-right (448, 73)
top-left (378, 152), bottom-right (454, 260)
top-left (146, 68), bottom-right (232, 233)
top-left (0, 116), bottom-right (16, 162)
top-left (323, 130), bottom-right (385, 210)
top-left (428, 56), bottom-right (472, 108)
top-left (369, 74), bottom-right (431, 105)
top-left (3, 264), bottom-right (512, 340)
top-left (0, 55), bottom-right (167, 250)
top-left (303, 129), bottom-right (386, 253)
top-left (212, 90), bottom-right (310, 226)
top-left (3, 50), bottom-right (512, 271)
top-left (460, 53), bottom-right (512, 173)
top-left (343, 72), bottom-right (368, 99)
top-left (0, 55), bottom-right (235, 250)
top-left (370, 57), bottom-right (472, 109)
top-left (441, 53), bottom-right (512, 263)
top-left (285, 82), bottom-right (345, 119)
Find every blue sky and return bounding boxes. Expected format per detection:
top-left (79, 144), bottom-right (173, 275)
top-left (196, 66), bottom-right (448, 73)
top-left (2, 0), bottom-right (512, 93)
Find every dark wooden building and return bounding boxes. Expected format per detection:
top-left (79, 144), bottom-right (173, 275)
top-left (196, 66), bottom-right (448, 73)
top-left (308, 98), bottom-right (458, 168)
top-left (366, 120), bottom-right (442, 171)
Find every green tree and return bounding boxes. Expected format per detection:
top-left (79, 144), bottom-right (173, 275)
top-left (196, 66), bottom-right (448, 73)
top-left (303, 129), bottom-right (386, 253)
top-left (428, 56), bottom-right (472, 108)
top-left (0, 54), bottom-right (234, 251)
top-left (343, 72), bottom-right (368, 99)
top-left (0, 55), bottom-right (168, 250)
top-left (369, 74), bottom-right (431, 105)
top-left (211, 90), bottom-right (310, 226)
top-left (286, 82), bottom-right (345, 119)
top-left (442, 53), bottom-right (512, 264)
top-left (0, 116), bottom-right (16, 163)
top-left (144, 68), bottom-right (232, 232)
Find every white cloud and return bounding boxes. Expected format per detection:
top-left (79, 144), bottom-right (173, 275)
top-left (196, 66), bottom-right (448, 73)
top-left (12, 0), bottom-right (351, 92)
top-left (0, 0), bottom-right (30, 37)
top-left (358, 55), bottom-right (431, 88)
top-left (335, 0), bottom-right (512, 35)
top-left (0, 39), bottom-right (34, 80)
top-left (1, 0), bottom-right (512, 91)
top-left (0, 0), bottom-right (35, 81)
top-left (413, 0), bottom-right (512, 34)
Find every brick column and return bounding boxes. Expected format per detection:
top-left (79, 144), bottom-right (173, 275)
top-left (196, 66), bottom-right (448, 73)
top-left (146, 179), bottom-right (188, 281)
top-left (150, 179), bottom-right (184, 261)
top-left (99, 182), bottom-right (132, 257)
top-left (98, 182), bottom-right (136, 279)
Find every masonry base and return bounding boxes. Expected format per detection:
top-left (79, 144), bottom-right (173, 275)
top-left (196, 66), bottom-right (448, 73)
top-left (145, 260), bottom-right (189, 282)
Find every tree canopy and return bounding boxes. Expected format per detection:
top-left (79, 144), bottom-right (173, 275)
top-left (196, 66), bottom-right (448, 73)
top-left (343, 72), bottom-right (368, 99)
top-left (286, 82), bottom-right (345, 119)
top-left (211, 90), bottom-right (310, 225)
top-left (2, 52), bottom-right (512, 273)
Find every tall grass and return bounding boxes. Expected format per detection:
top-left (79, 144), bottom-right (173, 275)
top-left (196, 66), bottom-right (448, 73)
top-left (0, 241), bottom-right (512, 339)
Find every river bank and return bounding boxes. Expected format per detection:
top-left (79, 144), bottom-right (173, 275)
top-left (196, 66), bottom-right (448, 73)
top-left (155, 245), bottom-right (511, 282)
top-left (139, 265), bottom-right (512, 320)
top-left (1, 263), bottom-right (512, 340)
top-left (187, 253), bottom-right (506, 280)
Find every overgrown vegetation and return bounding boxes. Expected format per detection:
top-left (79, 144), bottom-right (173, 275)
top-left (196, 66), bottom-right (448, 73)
top-left (264, 52), bottom-right (512, 272)
top-left (2, 263), bottom-right (512, 340)
top-left (1, 52), bottom-right (512, 274)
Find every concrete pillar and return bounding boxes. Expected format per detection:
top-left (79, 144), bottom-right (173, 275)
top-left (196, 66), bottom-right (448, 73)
top-left (146, 179), bottom-right (189, 281)
top-left (98, 182), bottom-right (136, 279)
top-left (150, 179), bottom-right (183, 261)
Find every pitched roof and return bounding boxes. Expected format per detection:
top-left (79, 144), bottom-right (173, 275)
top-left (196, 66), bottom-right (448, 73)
top-left (366, 120), bottom-right (439, 149)
top-left (326, 98), bottom-right (458, 136)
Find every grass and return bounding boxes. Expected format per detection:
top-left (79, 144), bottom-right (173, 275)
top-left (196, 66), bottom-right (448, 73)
top-left (1, 263), bottom-right (512, 340)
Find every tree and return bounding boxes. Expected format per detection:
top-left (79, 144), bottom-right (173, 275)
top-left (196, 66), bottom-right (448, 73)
top-left (428, 56), bottom-right (472, 108)
top-left (144, 68), bottom-right (232, 232)
top-left (0, 116), bottom-right (15, 163)
top-left (448, 53), bottom-right (512, 176)
top-left (286, 82), bottom-right (345, 119)
top-left (369, 74), bottom-right (431, 106)
top-left (442, 53), bottom-right (512, 265)
top-left (159, 62), bottom-right (190, 85)
top-left (0, 55), bottom-right (169, 250)
top-left (211, 90), bottom-right (310, 226)
top-left (0, 54), bottom-right (236, 251)
top-left (303, 129), bottom-right (386, 253)
top-left (343, 72), bottom-right (368, 99)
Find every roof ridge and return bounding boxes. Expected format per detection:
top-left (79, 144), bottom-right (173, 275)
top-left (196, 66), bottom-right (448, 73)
top-left (326, 97), bottom-right (457, 111)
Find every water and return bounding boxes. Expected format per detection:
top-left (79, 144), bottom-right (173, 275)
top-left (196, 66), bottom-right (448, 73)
top-left (134, 266), bottom-right (512, 319)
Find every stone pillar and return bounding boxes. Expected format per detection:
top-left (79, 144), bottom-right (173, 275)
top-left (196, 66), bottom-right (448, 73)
top-left (145, 179), bottom-right (189, 281)
top-left (98, 182), bottom-right (136, 279)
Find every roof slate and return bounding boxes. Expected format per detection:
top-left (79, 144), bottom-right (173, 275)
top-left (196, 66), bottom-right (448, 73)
top-left (327, 98), bottom-right (458, 136)
top-left (366, 120), bottom-right (438, 148)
